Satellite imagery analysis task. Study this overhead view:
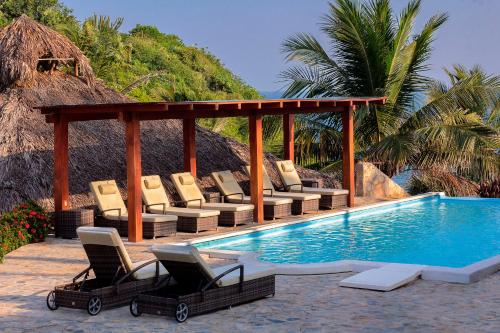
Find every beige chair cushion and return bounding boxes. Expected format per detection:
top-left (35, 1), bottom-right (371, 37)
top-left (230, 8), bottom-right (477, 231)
top-left (171, 172), bottom-right (207, 207)
top-left (275, 160), bottom-right (303, 191)
top-left (149, 206), bottom-right (219, 218)
top-left (131, 259), bottom-right (168, 280)
top-left (224, 195), bottom-right (291, 206)
top-left (211, 171), bottom-right (245, 201)
top-left (212, 263), bottom-right (275, 287)
top-left (301, 187), bottom-right (349, 196)
top-left (141, 175), bottom-right (171, 210)
top-left (272, 191), bottom-right (321, 200)
top-left (104, 212), bottom-right (177, 222)
top-left (90, 180), bottom-right (128, 217)
top-left (151, 244), bottom-right (216, 281)
top-left (151, 245), bottom-right (274, 287)
top-left (243, 165), bottom-right (276, 195)
top-left (201, 202), bottom-right (254, 212)
top-left (179, 174), bottom-right (195, 185)
top-left (77, 227), bottom-right (134, 273)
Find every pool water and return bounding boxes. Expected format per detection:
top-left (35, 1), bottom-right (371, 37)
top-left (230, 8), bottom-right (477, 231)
top-left (196, 196), bottom-right (500, 267)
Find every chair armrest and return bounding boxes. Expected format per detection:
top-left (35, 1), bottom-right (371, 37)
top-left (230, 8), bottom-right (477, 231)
top-left (223, 192), bottom-right (244, 204)
top-left (174, 198), bottom-right (202, 209)
top-left (73, 266), bottom-right (91, 283)
top-left (301, 179), bottom-right (320, 188)
top-left (115, 259), bottom-right (163, 293)
top-left (263, 188), bottom-right (274, 197)
top-left (144, 203), bottom-right (167, 214)
top-left (285, 183), bottom-right (304, 192)
top-left (202, 264), bottom-right (244, 294)
top-left (101, 208), bottom-right (123, 217)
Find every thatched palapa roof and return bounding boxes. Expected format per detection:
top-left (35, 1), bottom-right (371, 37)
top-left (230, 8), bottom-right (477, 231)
top-left (0, 15), bottom-right (340, 212)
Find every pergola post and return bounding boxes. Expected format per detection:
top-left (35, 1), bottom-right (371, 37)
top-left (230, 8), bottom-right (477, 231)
top-left (125, 113), bottom-right (142, 242)
top-left (342, 105), bottom-right (355, 207)
top-left (183, 118), bottom-right (196, 177)
top-left (249, 113), bottom-right (264, 223)
top-left (54, 116), bottom-right (69, 212)
top-left (283, 114), bottom-right (294, 161)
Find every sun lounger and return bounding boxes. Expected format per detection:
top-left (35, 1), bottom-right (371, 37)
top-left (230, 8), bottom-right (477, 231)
top-left (171, 172), bottom-right (254, 226)
top-left (90, 180), bottom-right (177, 238)
top-left (46, 227), bottom-right (168, 315)
top-left (130, 244), bottom-right (275, 322)
top-left (211, 170), bottom-right (292, 220)
top-left (275, 160), bottom-right (348, 209)
top-left (141, 175), bottom-right (218, 233)
top-left (243, 165), bottom-right (320, 215)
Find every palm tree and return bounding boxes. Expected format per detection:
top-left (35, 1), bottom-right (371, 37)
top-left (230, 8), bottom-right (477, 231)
top-left (270, 0), bottom-right (499, 193)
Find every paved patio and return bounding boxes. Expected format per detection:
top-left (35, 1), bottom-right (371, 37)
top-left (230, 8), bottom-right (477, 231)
top-left (0, 199), bottom-right (499, 332)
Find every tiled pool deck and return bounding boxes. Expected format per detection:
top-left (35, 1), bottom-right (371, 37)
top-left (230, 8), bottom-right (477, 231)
top-left (0, 196), bottom-right (499, 332)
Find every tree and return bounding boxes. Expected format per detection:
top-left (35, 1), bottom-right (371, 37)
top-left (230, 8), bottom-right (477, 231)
top-left (0, 0), bottom-right (76, 28)
top-left (270, 0), bottom-right (499, 194)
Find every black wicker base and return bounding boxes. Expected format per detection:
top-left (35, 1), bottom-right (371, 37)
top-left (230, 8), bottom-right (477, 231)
top-left (94, 217), bottom-right (176, 239)
top-left (291, 198), bottom-right (319, 215)
top-left (177, 216), bottom-right (218, 233)
top-left (218, 210), bottom-right (253, 227)
top-left (264, 203), bottom-right (291, 220)
top-left (134, 275), bottom-right (275, 322)
top-left (319, 194), bottom-right (348, 209)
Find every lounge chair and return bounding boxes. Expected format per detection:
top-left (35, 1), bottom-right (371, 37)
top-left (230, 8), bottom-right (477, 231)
top-left (130, 244), bottom-right (275, 322)
top-left (141, 175), bottom-right (219, 233)
top-left (275, 160), bottom-right (348, 209)
top-left (90, 180), bottom-right (177, 239)
top-left (211, 170), bottom-right (292, 220)
top-left (170, 172), bottom-right (254, 226)
top-left (243, 165), bottom-right (320, 215)
top-left (46, 227), bottom-right (168, 315)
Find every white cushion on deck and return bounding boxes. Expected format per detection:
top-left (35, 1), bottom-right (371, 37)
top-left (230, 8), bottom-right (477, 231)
top-left (339, 265), bottom-right (423, 291)
top-left (202, 202), bottom-right (254, 212)
top-left (149, 206), bottom-right (219, 218)
top-left (299, 187), bottom-right (349, 196)
top-left (105, 212), bottom-right (178, 223)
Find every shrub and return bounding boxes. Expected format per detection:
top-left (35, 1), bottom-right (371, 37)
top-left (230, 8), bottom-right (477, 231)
top-left (478, 178), bottom-right (500, 198)
top-left (0, 201), bottom-right (50, 262)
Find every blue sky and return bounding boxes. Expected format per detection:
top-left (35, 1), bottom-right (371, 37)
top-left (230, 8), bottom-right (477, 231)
top-left (62, 0), bottom-right (500, 92)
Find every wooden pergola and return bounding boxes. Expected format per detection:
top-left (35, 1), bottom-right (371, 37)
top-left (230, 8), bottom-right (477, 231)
top-left (38, 97), bottom-right (386, 242)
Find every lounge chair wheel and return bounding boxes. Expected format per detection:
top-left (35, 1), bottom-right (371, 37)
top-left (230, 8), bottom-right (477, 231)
top-left (46, 290), bottom-right (58, 310)
top-left (175, 302), bottom-right (189, 323)
top-left (130, 297), bottom-right (141, 317)
top-left (87, 296), bottom-right (102, 316)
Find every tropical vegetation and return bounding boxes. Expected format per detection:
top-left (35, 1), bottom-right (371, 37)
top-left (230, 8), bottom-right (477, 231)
top-left (269, 0), bottom-right (499, 195)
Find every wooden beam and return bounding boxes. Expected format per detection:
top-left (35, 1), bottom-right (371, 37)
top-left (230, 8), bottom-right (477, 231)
top-left (54, 117), bottom-right (69, 212)
top-left (342, 106), bottom-right (355, 207)
top-left (283, 113), bottom-right (294, 161)
top-left (249, 114), bottom-right (264, 223)
top-left (183, 118), bottom-right (197, 177)
top-left (125, 113), bottom-right (143, 242)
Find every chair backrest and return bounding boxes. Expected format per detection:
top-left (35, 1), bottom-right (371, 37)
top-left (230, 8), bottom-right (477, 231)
top-left (170, 172), bottom-right (207, 207)
top-left (151, 244), bottom-right (216, 290)
top-left (77, 227), bottom-right (134, 282)
top-left (90, 180), bottom-right (127, 217)
top-left (211, 171), bottom-right (244, 201)
top-left (243, 165), bottom-right (276, 194)
top-left (141, 175), bottom-right (171, 211)
top-left (275, 160), bottom-right (302, 191)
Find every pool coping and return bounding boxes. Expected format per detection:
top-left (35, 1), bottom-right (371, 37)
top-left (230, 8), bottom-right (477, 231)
top-left (175, 192), bottom-right (500, 285)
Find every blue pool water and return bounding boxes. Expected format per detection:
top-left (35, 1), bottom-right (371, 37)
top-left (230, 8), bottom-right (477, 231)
top-left (196, 196), bottom-right (500, 267)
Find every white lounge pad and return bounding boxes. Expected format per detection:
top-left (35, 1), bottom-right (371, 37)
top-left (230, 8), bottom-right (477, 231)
top-left (105, 213), bottom-right (178, 223)
top-left (272, 191), bottom-right (321, 201)
top-left (202, 202), bottom-right (254, 212)
top-left (149, 206), bottom-right (220, 218)
top-left (226, 195), bottom-right (292, 206)
top-left (339, 264), bottom-right (424, 291)
top-left (298, 187), bottom-right (349, 196)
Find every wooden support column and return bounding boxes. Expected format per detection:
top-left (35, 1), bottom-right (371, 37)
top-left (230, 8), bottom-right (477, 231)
top-left (283, 113), bottom-right (294, 161)
top-left (249, 114), bottom-right (264, 223)
top-left (342, 105), bottom-right (355, 207)
top-left (183, 118), bottom-right (196, 177)
top-left (54, 116), bottom-right (69, 212)
top-left (125, 113), bottom-right (142, 242)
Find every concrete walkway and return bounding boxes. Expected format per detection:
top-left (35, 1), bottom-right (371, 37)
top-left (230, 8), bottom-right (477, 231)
top-left (0, 235), bottom-right (499, 333)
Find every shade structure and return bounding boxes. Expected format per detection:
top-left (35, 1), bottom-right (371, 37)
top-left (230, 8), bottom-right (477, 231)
top-left (38, 97), bottom-right (386, 242)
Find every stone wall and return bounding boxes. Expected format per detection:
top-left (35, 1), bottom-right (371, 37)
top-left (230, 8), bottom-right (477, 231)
top-left (355, 162), bottom-right (409, 199)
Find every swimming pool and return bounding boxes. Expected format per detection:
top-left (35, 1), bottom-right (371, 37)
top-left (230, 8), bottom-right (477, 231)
top-left (196, 196), bottom-right (500, 268)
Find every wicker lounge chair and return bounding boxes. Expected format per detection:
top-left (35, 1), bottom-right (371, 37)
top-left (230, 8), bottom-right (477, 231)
top-left (211, 170), bottom-right (292, 220)
top-left (141, 175), bottom-right (218, 233)
top-left (90, 180), bottom-right (177, 238)
top-left (130, 244), bottom-right (275, 322)
top-left (46, 227), bottom-right (169, 315)
top-left (171, 172), bottom-right (254, 226)
top-left (275, 160), bottom-right (348, 209)
top-left (243, 166), bottom-right (320, 215)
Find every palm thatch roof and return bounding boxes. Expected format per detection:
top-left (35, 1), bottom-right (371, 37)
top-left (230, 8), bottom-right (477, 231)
top-left (0, 16), bottom-right (340, 212)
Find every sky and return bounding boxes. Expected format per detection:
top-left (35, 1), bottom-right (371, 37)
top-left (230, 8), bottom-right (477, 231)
top-left (61, 0), bottom-right (500, 93)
